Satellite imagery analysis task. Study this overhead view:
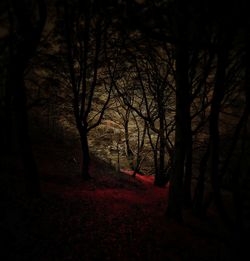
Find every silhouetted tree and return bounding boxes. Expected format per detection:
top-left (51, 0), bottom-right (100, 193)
top-left (112, 42), bottom-right (175, 186)
top-left (4, 0), bottom-right (46, 196)
top-left (61, 0), bottom-right (116, 179)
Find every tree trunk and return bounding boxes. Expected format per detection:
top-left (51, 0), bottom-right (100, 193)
top-left (147, 125), bottom-right (159, 180)
top-left (124, 109), bottom-right (133, 157)
top-left (193, 146), bottom-right (210, 216)
top-left (2, 63), bottom-right (13, 175)
top-left (80, 127), bottom-right (91, 180)
top-left (5, 0), bottom-right (47, 197)
top-left (209, 43), bottom-right (230, 226)
top-left (230, 29), bottom-right (250, 259)
top-left (154, 114), bottom-right (165, 187)
top-left (167, 41), bottom-right (189, 221)
top-left (9, 65), bottom-right (41, 196)
top-left (166, 0), bottom-right (190, 221)
top-left (183, 116), bottom-right (192, 206)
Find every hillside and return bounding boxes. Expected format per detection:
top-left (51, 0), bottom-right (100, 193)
top-left (0, 130), bottom-right (241, 261)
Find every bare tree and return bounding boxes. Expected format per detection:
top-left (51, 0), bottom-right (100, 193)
top-left (110, 39), bottom-right (175, 185)
top-left (62, 0), bottom-right (114, 179)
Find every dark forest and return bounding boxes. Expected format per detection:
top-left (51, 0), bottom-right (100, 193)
top-left (1, 0), bottom-right (250, 260)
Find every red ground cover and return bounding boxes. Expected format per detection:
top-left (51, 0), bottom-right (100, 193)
top-left (1, 137), bottom-right (233, 261)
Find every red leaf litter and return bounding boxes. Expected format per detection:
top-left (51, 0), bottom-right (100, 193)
top-left (3, 139), bottom-right (232, 261)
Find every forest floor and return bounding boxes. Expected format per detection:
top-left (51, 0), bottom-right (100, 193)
top-left (0, 131), bottom-right (242, 261)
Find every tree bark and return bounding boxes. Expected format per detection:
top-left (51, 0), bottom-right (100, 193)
top-left (13, 71), bottom-right (41, 196)
top-left (6, 0), bottom-right (47, 196)
top-left (166, 0), bottom-right (190, 221)
top-left (80, 127), bottom-right (91, 180)
top-left (154, 111), bottom-right (166, 186)
top-left (183, 115), bottom-right (192, 206)
top-left (167, 35), bottom-right (189, 221)
top-left (124, 116), bottom-right (133, 159)
top-left (209, 42), bottom-right (230, 226)
top-left (193, 146), bottom-right (210, 216)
